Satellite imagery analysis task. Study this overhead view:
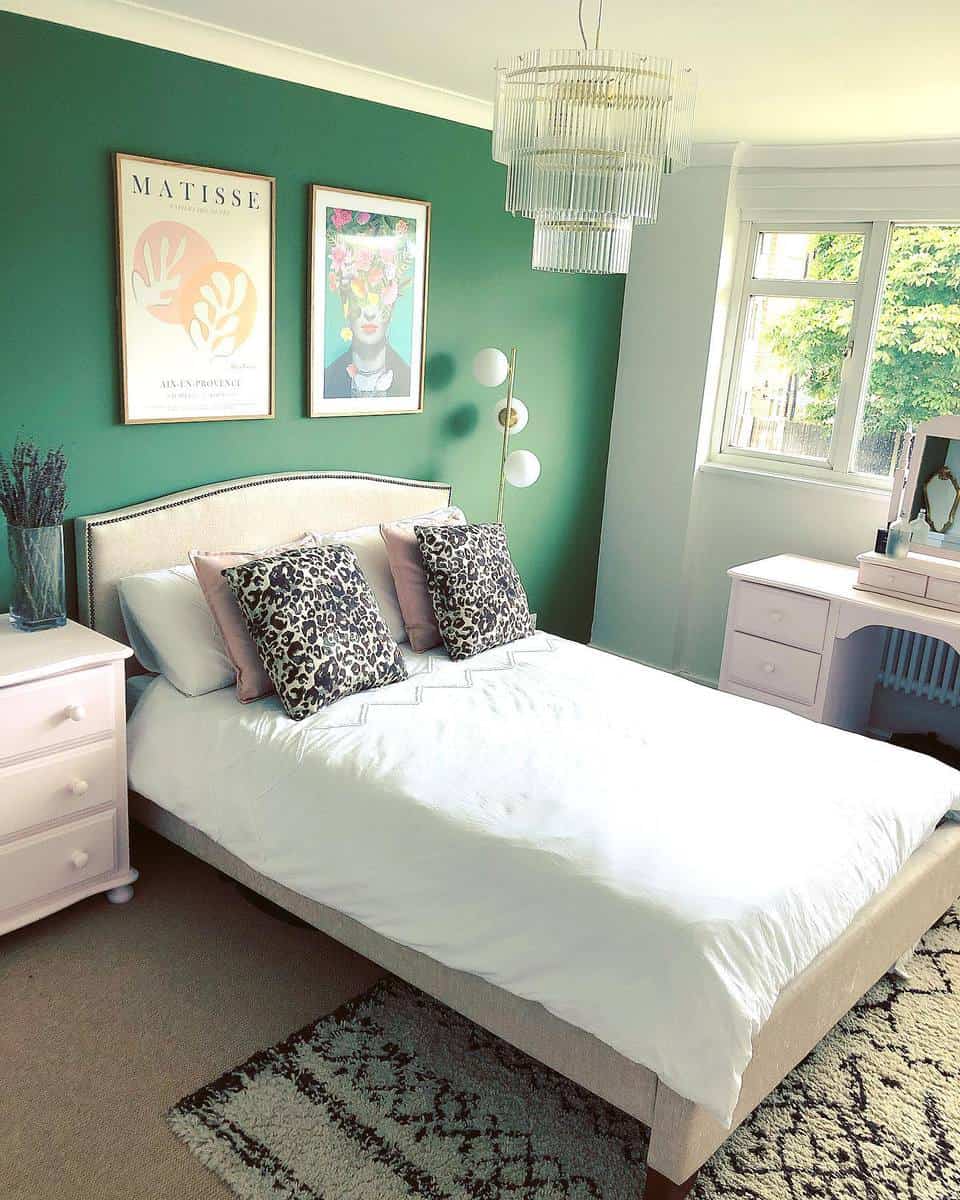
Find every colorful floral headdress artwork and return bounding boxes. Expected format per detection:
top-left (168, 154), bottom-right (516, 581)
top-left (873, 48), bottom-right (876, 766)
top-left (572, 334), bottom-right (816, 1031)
top-left (327, 210), bottom-right (417, 334)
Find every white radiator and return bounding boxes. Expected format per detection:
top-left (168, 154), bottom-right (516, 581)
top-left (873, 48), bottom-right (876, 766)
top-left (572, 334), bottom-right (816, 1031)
top-left (878, 630), bottom-right (960, 707)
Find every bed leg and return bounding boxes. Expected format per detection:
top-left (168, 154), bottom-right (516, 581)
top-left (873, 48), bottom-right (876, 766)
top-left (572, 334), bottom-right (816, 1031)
top-left (644, 1166), bottom-right (700, 1199)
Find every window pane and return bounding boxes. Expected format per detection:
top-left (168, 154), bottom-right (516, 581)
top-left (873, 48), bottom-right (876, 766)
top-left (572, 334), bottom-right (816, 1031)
top-left (853, 225), bottom-right (960, 477)
top-left (754, 231), bottom-right (864, 282)
top-left (728, 295), bottom-right (854, 461)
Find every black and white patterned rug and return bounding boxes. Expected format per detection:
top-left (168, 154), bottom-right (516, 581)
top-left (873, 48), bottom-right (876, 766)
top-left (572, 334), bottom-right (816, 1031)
top-left (168, 905), bottom-right (959, 1199)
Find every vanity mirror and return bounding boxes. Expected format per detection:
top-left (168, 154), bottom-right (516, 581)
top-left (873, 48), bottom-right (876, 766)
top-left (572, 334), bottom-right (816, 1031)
top-left (923, 467), bottom-right (960, 535)
top-left (857, 414), bottom-right (960, 611)
top-left (903, 415), bottom-right (960, 558)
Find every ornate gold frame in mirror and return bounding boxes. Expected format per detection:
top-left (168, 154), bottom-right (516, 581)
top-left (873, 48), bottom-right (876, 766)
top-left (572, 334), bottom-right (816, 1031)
top-left (923, 466), bottom-right (960, 534)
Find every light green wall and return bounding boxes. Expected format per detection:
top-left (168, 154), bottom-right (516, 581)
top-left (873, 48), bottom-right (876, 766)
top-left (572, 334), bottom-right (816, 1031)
top-left (593, 162), bottom-right (887, 683)
top-left (0, 13), bottom-right (624, 640)
top-left (592, 165), bottom-right (734, 667)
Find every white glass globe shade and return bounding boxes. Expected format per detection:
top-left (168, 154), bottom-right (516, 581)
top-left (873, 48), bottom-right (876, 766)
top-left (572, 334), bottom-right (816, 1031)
top-left (472, 347), bottom-right (510, 388)
top-left (494, 396), bottom-right (528, 435)
top-left (504, 449), bottom-right (541, 489)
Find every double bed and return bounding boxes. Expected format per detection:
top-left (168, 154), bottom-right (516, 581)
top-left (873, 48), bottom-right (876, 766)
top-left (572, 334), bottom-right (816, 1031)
top-left (76, 471), bottom-right (960, 1199)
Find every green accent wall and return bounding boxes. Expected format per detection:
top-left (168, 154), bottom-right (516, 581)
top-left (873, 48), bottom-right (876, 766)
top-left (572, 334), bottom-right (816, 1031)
top-left (0, 13), bottom-right (623, 640)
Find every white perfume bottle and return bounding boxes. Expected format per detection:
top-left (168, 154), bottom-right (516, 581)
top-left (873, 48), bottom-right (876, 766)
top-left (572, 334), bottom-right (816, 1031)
top-left (886, 513), bottom-right (912, 559)
top-left (910, 509), bottom-right (931, 547)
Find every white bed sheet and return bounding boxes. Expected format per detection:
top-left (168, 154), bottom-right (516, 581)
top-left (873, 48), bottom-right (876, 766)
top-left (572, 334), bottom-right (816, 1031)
top-left (126, 633), bottom-right (960, 1125)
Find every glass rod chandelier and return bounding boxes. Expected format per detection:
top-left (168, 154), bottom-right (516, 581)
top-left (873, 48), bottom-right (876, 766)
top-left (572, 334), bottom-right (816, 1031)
top-left (491, 1), bottom-right (696, 274)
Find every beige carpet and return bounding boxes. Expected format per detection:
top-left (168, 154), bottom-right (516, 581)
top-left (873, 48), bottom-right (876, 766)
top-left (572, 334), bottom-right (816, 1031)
top-left (0, 826), bottom-right (382, 1200)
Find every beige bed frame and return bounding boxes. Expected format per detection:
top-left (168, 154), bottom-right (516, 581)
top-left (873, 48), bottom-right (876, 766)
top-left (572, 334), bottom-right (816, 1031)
top-left (76, 472), bottom-right (960, 1199)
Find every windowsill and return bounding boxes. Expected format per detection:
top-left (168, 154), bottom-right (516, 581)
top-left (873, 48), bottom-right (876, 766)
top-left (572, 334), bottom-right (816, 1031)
top-left (699, 458), bottom-right (893, 500)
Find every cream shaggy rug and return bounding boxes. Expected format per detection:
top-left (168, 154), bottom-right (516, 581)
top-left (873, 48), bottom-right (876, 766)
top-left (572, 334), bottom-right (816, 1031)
top-left (169, 904), bottom-right (959, 1199)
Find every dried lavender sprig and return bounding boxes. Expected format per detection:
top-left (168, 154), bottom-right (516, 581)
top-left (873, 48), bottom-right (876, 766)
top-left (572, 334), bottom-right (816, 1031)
top-left (0, 438), bottom-right (68, 527)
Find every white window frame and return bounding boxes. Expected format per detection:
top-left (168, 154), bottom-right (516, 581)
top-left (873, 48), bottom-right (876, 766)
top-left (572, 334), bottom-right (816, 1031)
top-left (711, 218), bottom-right (895, 490)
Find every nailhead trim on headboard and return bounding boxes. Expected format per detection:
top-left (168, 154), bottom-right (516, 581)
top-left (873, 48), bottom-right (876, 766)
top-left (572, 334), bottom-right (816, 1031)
top-left (82, 471), bottom-right (451, 630)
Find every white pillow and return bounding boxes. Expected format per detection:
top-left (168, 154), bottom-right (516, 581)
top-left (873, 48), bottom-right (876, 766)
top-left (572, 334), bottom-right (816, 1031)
top-left (118, 565), bottom-right (235, 696)
top-left (311, 522), bottom-right (407, 644)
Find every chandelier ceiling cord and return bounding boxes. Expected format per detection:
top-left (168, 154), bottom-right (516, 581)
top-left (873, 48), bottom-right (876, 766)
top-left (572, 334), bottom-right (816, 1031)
top-left (491, 0), bottom-right (697, 274)
top-left (577, 0), bottom-right (603, 52)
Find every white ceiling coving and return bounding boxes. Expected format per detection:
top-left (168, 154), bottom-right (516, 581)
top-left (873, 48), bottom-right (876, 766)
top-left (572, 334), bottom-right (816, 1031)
top-left (12, 0), bottom-right (960, 143)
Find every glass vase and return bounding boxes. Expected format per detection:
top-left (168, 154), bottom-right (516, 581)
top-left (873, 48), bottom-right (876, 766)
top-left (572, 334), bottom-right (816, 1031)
top-left (8, 524), bottom-right (67, 632)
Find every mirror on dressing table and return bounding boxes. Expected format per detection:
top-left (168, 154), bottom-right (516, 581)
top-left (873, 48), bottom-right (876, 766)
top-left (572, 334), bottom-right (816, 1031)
top-left (856, 414), bottom-right (960, 609)
top-left (720, 415), bottom-right (960, 737)
top-left (923, 468), bottom-right (960, 547)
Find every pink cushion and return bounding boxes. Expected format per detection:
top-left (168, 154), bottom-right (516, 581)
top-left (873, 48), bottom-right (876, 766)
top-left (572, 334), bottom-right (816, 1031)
top-left (190, 534), bottom-right (315, 702)
top-left (380, 507), bottom-right (465, 651)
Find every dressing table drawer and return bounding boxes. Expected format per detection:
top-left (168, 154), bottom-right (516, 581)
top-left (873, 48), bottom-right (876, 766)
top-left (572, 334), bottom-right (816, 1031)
top-left (726, 632), bottom-right (822, 706)
top-left (858, 561), bottom-right (927, 598)
top-left (926, 576), bottom-right (960, 607)
top-left (733, 582), bottom-right (829, 653)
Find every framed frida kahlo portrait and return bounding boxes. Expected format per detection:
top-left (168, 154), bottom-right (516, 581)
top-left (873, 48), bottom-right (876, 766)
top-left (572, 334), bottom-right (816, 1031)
top-left (309, 186), bottom-right (430, 417)
top-left (114, 152), bottom-right (275, 423)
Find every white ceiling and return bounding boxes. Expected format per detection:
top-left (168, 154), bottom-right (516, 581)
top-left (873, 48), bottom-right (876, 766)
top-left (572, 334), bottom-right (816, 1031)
top-left (81, 0), bottom-right (960, 143)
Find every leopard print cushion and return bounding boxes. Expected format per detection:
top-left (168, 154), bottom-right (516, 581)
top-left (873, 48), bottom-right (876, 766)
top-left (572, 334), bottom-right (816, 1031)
top-left (414, 523), bottom-right (534, 661)
top-left (222, 545), bottom-right (407, 720)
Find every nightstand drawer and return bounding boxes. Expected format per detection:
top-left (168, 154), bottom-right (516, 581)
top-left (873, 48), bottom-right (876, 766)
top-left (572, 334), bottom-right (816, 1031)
top-left (0, 666), bottom-right (115, 763)
top-left (0, 740), bottom-right (117, 840)
top-left (0, 810), bottom-right (117, 914)
top-left (733, 582), bottom-right (830, 652)
top-left (726, 632), bottom-right (822, 706)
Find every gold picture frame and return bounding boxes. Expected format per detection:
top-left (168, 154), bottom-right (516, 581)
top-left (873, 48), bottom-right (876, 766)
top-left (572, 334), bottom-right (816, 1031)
top-left (114, 152), bottom-right (276, 424)
top-left (308, 185), bottom-right (430, 418)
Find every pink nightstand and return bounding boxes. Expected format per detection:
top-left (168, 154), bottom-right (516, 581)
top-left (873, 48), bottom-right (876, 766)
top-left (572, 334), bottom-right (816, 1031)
top-left (0, 618), bottom-right (138, 935)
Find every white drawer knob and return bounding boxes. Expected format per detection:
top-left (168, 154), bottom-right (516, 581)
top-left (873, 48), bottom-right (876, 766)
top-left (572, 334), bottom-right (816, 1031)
top-left (769, 610), bottom-right (784, 623)
top-left (69, 779), bottom-right (89, 797)
top-left (762, 662), bottom-right (776, 674)
top-left (888, 574), bottom-right (898, 585)
top-left (66, 704), bottom-right (86, 722)
top-left (70, 849), bottom-right (89, 870)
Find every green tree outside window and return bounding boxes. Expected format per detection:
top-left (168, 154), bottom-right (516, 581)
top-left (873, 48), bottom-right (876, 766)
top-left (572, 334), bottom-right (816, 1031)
top-left (767, 226), bottom-right (960, 442)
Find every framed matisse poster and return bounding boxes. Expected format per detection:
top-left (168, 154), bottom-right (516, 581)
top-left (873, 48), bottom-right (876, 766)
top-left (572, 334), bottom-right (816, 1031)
top-left (114, 153), bottom-right (275, 423)
top-left (309, 186), bottom-right (430, 417)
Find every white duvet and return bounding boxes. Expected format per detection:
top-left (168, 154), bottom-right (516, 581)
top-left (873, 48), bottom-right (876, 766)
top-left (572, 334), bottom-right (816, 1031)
top-left (127, 633), bottom-right (960, 1125)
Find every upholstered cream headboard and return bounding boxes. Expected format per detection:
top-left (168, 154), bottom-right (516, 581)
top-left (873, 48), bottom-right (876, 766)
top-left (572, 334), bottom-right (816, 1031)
top-left (75, 471), bottom-right (451, 644)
